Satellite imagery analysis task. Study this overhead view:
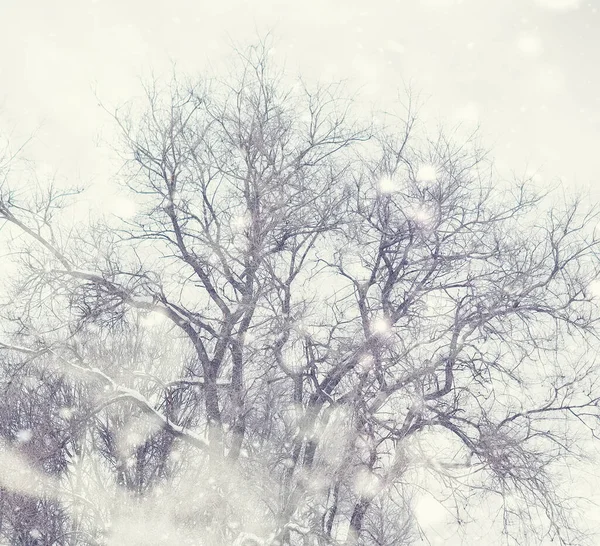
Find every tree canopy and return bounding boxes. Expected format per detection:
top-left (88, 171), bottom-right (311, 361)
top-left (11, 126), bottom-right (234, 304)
top-left (1, 41), bottom-right (600, 546)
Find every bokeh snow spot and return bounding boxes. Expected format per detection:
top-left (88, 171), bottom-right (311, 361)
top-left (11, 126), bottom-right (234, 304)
top-left (371, 317), bottom-right (391, 335)
top-left (416, 164), bottom-right (438, 183)
top-left (406, 205), bottom-right (435, 225)
top-left (517, 32), bottom-right (543, 57)
top-left (232, 214), bottom-right (251, 232)
top-left (378, 173), bottom-right (397, 193)
top-left (58, 407), bottom-right (74, 420)
top-left (16, 429), bottom-right (33, 443)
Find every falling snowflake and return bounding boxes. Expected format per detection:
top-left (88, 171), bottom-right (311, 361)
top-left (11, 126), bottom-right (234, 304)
top-left (232, 214), bottom-right (251, 232)
top-left (406, 204), bottom-right (435, 225)
top-left (371, 317), bottom-right (391, 335)
top-left (357, 354), bottom-right (375, 372)
top-left (416, 164), bottom-right (438, 183)
top-left (58, 407), bottom-right (74, 420)
top-left (282, 457), bottom-right (295, 469)
top-left (378, 173), bottom-right (397, 193)
top-left (16, 429), bottom-right (33, 443)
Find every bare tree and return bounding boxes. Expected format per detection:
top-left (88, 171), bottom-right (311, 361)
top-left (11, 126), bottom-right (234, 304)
top-left (1, 40), bottom-right (600, 545)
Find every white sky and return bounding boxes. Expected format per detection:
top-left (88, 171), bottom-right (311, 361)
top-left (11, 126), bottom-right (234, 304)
top-left (0, 0), bottom-right (599, 200)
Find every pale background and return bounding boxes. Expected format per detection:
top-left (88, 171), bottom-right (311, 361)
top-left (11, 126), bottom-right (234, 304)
top-left (1, 0), bottom-right (599, 201)
top-left (1, 0), bottom-right (599, 543)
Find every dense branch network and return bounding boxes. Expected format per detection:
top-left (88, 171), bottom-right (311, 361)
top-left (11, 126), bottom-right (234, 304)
top-left (1, 41), bottom-right (600, 546)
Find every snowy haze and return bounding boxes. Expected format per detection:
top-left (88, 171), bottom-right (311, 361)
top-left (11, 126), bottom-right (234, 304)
top-left (1, 0), bottom-right (599, 195)
top-left (1, 0), bottom-right (600, 545)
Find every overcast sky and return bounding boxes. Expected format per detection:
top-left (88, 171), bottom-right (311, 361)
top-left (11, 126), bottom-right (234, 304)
top-left (1, 0), bottom-right (599, 205)
top-left (1, 0), bottom-right (600, 542)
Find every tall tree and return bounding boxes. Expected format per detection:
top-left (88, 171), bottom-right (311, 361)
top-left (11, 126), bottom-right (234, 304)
top-left (1, 41), bottom-right (600, 545)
